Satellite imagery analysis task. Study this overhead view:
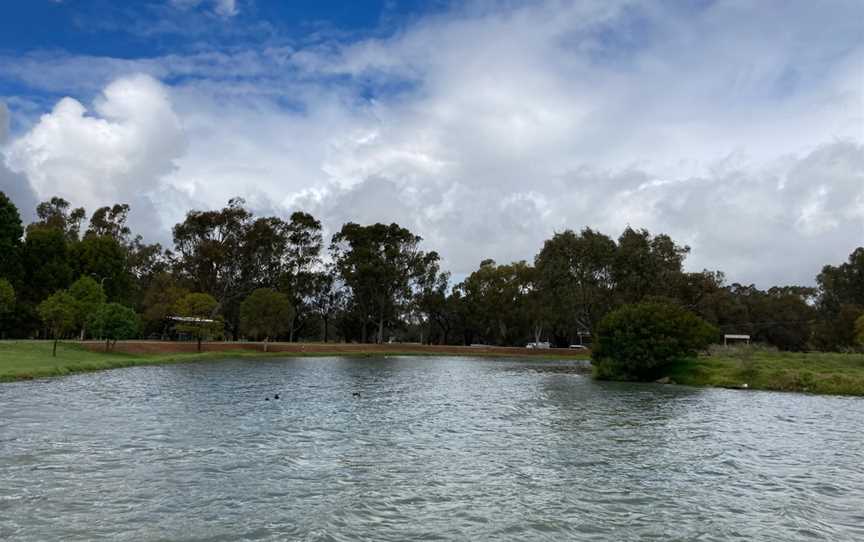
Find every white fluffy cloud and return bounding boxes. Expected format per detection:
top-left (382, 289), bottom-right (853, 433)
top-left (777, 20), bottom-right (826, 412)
top-left (4, 74), bottom-right (185, 232)
top-left (2, 0), bottom-right (862, 286)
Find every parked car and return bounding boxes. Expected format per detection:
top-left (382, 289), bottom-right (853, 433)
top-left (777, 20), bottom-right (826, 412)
top-left (526, 341), bottom-right (551, 349)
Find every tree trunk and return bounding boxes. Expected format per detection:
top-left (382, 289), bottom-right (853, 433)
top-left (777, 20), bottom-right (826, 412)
top-left (377, 314), bottom-right (384, 344)
top-left (323, 315), bottom-right (329, 343)
top-left (263, 337), bottom-right (269, 353)
top-left (105, 338), bottom-right (110, 352)
top-left (197, 335), bottom-right (203, 353)
top-left (361, 321), bottom-right (367, 343)
top-left (53, 338), bottom-right (58, 357)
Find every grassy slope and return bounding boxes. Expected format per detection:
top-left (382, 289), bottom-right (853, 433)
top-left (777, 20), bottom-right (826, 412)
top-left (0, 341), bottom-right (588, 383)
top-left (664, 350), bottom-right (864, 396)
top-left (0, 341), bottom-right (225, 382)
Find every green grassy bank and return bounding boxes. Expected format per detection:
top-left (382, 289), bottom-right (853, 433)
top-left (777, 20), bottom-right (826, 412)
top-left (664, 349), bottom-right (864, 396)
top-left (0, 341), bottom-right (587, 383)
top-left (0, 341), bottom-right (238, 382)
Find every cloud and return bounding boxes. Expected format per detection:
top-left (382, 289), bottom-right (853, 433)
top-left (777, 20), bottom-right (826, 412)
top-left (4, 74), bottom-right (186, 236)
top-left (1, 0), bottom-right (862, 286)
top-left (170, 0), bottom-right (238, 18)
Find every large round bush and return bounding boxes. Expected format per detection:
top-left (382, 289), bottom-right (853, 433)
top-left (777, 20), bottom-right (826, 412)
top-left (591, 301), bottom-right (718, 381)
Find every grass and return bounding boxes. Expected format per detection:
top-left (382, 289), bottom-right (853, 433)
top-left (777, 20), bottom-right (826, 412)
top-left (0, 341), bottom-right (234, 382)
top-left (0, 341), bottom-right (588, 383)
top-left (663, 347), bottom-right (864, 396)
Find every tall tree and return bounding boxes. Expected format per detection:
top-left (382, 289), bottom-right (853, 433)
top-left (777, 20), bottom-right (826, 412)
top-left (455, 259), bottom-right (534, 346)
top-left (21, 227), bottom-right (73, 306)
top-left (613, 227), bottom-right (689, 304)
top-left (331, 222), bottom-right (429, 343)
top-left (308, 267), bottom-right (344, 343)
top-left (0, 192), bottom-right (23, 280)
top-left (86, 204), bottom-right (132, 242)
top-left (814, 247), bottom-right (864, 349)
top-left (534, 228), bottom-right (616, 344)
top-left (172, 198), bottom-right (251, 338)
top-left (32, 197), bottom-right (86, 241)
top-left (0, 278), bottom-right (14, 338)
top-left (281, 212), bottom-right (323, 341)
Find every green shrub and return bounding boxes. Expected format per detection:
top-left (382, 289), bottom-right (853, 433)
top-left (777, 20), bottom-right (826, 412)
top-left (592, 301), bottom-right (718, 381)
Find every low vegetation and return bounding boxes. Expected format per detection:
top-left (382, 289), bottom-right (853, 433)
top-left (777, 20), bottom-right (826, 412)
top-left (664, 346), bottom-right (864, 396)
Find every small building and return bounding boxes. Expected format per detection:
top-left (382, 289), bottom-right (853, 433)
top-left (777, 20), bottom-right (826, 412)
top-left (724, 334), bottom-right (751, 346)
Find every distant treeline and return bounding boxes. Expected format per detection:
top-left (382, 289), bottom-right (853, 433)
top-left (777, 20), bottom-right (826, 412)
top-left (0, 192), bottom-right (862, 351)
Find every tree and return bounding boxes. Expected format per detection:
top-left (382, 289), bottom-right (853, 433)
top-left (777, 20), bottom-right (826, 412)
top-left (32, 197), bottom-right (86, 242)
top-left (613, 227), bottom-right (689, 305)
top-left (0, 191), bottom-right (23, 280)
top-left (455, 259), bottom-right (535, 346)
top-left (856, 314), bottom-right (864, 347)
top-left (308, 267), bottom-right (344, 343)
top-left (331, 222), bottom-right (430, 343)
top-left (591, 301), bottom-right (718, 381)
top-left (89, 302), bottom-right (139, 351)
top-left (0, 278), bottom-right (14, 337)
top-left (21, 227), bottom-right (73, 306)
top-left (281, 212), bottom-right (324, 341)
top-left (86, 204), bottom-right (131, 242)
top-left (534, 228), bottom-right (616, 345)
top-left (172, 293), bottom-right (222, 352)
top-left (141, 272), bottom-right (189, 337)
top-left (814, 247), bottom-right (864, 350)
top-left (240, 288), bottom-right (293, 351)
top-left (172, 198), bottom-right (252, 338)
top-left (69, 276), bottom-right (106, 339)
top-left (71, 234), bottom-right (132, 303)
top-left (37, 291), bottom-right (77, 357)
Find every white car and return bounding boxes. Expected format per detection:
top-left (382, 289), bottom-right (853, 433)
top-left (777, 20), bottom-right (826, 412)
top-left (526, 342), bottom-right (551, 349)
top-left (568, 344), bottom-right (588, 350)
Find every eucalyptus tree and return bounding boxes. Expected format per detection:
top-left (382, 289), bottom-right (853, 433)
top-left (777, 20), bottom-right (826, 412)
top-left (331, 222), bottom-right (433, 343)
top-left (613, 227), bottom-right (689, 305)
top-left (32, 197), bottom-right (86, 242)
top-left (308, 266), bottom-right (344, 343)
top-left (813, 247), bottom-right (864, 350)
top-left (455, 259), bottom-right (535, 346)
top-left (534, 228), bottom-right (616, 344)
top-left (86, 204), bottom-right (132, 242)
top-left (0, 191), bottom-right (23, 281)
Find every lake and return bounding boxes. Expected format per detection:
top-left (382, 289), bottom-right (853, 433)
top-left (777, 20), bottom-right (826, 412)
top-left (1, 356), bottom-right (863, 541)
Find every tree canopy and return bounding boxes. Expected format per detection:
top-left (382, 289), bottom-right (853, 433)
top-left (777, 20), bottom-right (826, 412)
top-left (0, 190), bottom-right (861, 353)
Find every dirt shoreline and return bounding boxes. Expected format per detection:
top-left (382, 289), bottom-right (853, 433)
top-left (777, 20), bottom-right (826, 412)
top-left (79, 340), bottom-right (589, 358)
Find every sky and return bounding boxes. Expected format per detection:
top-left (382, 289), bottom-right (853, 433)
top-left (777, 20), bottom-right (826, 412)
top-left (0, 0), bottom-right (862, 287)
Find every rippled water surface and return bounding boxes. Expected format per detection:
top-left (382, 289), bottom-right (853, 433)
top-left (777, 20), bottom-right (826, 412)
top-left (1, 356), bottom-right (863, 541)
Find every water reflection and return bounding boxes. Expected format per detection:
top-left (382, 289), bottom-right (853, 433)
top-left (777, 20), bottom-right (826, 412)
top-left (1, 356), bottom-right (862, 541)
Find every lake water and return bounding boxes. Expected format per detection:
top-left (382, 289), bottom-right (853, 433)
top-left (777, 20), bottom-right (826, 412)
top-left (1, 356), bottom-right (863, 541)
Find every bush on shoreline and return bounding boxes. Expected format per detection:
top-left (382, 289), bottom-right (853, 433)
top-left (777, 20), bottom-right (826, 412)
top-left (591, 301), bottom-right (718, 381)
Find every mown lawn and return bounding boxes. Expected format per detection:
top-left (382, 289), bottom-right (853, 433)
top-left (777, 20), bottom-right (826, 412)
top-left (664, 350), bottom-right (864, 396)
top-left (0, 341), bottom-right (215, 382)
